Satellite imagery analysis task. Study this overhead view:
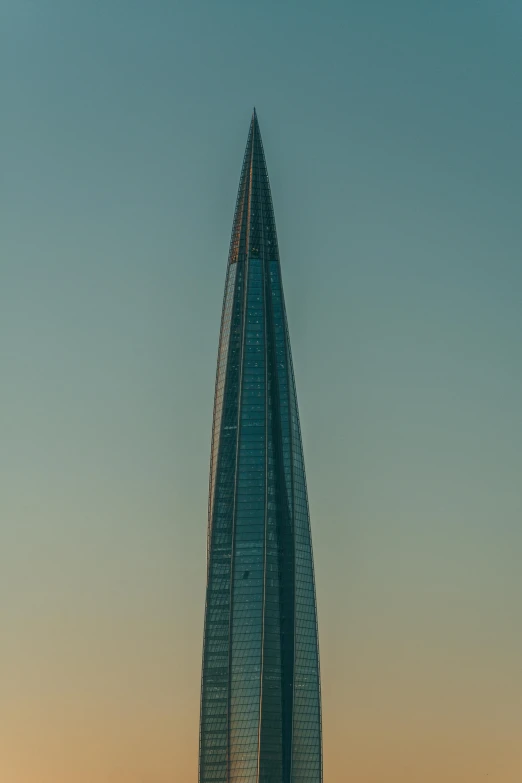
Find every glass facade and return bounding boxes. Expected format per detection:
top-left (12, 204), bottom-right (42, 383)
top-left (200, 111), bottom-right (322, 783)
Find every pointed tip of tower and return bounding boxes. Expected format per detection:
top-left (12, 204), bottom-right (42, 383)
top-left (245, 107), bottom-right (263, 156)
top-left (229, 108), bottom-right (274, 265)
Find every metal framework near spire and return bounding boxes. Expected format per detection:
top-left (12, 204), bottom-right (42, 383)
top-left (199, 111), bottom-right (322, 783)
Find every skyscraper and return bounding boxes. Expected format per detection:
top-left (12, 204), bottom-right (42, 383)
top-left (199, 111), bottom-right (322, 783)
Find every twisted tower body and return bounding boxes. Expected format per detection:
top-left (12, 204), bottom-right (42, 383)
top-left (199, 112), bottom-right (322, 783)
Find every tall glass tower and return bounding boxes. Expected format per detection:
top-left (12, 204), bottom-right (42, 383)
top-left (199, 111), bottom-right (322, 783)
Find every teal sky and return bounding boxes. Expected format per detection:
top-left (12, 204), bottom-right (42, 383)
top-left (2, 2), bottom-right (522, 781)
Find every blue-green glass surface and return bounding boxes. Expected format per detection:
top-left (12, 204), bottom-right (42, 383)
top-left (200, 112), bottom-right (321, 783)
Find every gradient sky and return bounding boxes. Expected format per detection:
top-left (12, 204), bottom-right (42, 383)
top-left (2, 1), bottom-right (522, 781)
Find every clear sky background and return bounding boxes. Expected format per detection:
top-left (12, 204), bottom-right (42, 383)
top-left (2, 1), bottom-right (521, 781)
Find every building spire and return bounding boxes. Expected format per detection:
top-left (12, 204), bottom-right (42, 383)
top-left (199, 113), bottom-right (322, 783)
top-left (227, 109), bottom-right (278, 267)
